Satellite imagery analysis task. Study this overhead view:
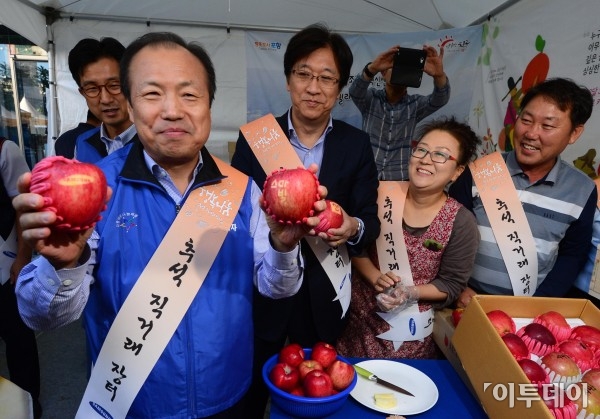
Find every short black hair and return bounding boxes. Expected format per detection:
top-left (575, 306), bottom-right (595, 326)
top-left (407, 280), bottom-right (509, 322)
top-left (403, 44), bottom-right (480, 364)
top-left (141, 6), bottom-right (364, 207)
top-left (119, 32), bottom-right (216, 107)
top-left (68, 37), bottom-right (125, 86)
top-left (284, 23), bottom-right (353, 90)
top-left (519, 78), bottom-right (593, 129)
top-left (415, 117), bottom-right (481, 166)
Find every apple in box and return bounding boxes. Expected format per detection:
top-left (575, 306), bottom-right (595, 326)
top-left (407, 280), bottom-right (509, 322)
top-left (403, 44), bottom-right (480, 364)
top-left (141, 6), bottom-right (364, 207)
top-left (262, 167), bottom-right (320, 225)
top-left (29, 156), bottom-right (107, 231)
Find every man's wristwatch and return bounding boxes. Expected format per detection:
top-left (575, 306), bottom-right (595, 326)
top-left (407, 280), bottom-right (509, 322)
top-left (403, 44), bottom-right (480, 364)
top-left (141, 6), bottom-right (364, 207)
top-left (347, 217), bottom-right (364, 245)
top-left (363, 62), bottom-right (375, 79)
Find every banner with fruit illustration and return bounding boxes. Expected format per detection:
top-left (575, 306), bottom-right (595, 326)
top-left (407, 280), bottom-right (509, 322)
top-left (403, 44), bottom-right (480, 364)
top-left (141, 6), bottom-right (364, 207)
top-left (245, 25), bottom-right (483, 132)
top-left (469, 0), bottom-right (600, 175)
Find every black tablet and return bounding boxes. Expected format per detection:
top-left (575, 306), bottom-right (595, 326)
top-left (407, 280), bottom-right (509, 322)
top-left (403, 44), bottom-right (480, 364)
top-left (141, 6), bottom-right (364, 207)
top-left (390, 47), bottom-right (427, 88)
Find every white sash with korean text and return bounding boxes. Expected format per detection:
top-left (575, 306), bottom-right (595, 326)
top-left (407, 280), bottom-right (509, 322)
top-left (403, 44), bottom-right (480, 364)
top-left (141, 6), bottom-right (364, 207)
top-left (240, 114), bottom-right (351, 317)
top-left (375, 181), bottom-right (433, 349)
top-left (470, 152), bottom-right (537, 295)
top-left (76, 158), bottom-right (247, 419)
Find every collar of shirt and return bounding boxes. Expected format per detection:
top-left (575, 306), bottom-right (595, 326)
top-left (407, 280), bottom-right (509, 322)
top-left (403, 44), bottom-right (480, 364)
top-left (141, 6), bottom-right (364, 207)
top-left (143, 150), bottom-right (203, 204)
top-left (100, 123), bottom-right (137, 155)
top-left (286, 109), bottom-right (332, 177)
top-left (506, 151), bottom-right (559, 185)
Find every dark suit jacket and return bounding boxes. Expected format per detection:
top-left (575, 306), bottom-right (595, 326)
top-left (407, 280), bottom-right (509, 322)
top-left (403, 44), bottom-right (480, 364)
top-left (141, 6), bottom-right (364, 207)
top-left (231, 112), bottom-right (380, 345)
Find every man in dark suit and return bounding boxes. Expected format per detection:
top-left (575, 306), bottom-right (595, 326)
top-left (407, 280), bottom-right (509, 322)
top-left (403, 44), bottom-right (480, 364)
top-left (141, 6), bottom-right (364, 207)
top-left (54, 109), bottom-right (100, 158)
top-left (231, 23), bottom-right (380, 418)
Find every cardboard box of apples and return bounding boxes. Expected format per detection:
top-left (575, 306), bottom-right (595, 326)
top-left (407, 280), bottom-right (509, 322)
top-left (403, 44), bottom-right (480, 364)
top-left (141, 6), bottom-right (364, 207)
top-left (450, 295), bottom-right (600, 419)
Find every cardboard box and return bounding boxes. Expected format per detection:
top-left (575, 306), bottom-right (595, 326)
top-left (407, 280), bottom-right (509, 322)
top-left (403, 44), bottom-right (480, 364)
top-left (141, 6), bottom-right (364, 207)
top-left (451, 295), bottom-right (600, 419)
top-left (432, 308), bottom-right (476, 396)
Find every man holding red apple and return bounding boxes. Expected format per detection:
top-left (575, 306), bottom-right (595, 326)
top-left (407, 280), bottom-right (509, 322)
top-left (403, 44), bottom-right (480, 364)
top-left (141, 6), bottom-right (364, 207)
top-left (13, 32), bottom-right (329, 419)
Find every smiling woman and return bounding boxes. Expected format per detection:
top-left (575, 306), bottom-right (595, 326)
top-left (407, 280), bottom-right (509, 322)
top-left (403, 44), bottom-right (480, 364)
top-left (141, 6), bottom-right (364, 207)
top-left (337, 116), bottom-right (482, 360)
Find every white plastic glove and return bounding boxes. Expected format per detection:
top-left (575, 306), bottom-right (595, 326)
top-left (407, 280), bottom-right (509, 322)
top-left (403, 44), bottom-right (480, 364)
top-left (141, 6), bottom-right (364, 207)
top-left (376, 283), bottom-right (419, 313)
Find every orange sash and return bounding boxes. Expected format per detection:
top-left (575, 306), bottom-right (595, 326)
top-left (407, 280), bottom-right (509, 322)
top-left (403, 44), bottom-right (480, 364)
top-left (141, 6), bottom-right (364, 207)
top-left (76, 158), bottom-right (247, 419)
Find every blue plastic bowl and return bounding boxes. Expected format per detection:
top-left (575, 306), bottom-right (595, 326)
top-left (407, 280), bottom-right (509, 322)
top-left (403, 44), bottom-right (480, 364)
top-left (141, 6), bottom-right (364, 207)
top-left (262, 348), bottom-right (358, 418)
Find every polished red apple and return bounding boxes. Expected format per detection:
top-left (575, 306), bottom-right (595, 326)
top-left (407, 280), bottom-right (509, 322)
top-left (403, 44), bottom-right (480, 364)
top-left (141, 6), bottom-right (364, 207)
top-left (486, 310), bottom-right (516, 335)
top-left (303, 369), bottom-right (334, 398)
top-left (451, 308), bottom-right (464, 327)
top-left (278, 343), bottom-right (305, 368)
top-left (262, 167), bottom-right (320, 224)
top-left (298, 359), bottom-right (323, 380)
top-left (29, 156), bottom-right (107, 231)
top-left (501, 333), bottom-right (530, 361)
top-left (558, 339), bottom-right (596, 372)
top-left (517, 322), bottom-right (557, 357)
top-left (326, 359), bottom-right (355, 391)
top-left (518, 358), bottom-right (549, 385)
top-left (311, 342), bottom-right (338, 369)
top-left (269, 362), bottom-right (300, 392)
top-left (314, 200), bottom-right (344, 235)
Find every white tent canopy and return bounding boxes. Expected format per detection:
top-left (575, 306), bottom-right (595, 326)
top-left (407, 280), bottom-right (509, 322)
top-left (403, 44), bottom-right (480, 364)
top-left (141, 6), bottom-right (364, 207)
top-left (5, 0), bottom-right (519, 48)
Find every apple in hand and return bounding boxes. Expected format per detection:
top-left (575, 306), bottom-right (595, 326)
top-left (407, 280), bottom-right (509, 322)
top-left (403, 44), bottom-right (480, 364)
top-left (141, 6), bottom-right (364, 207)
top-left (298, 359), bottom-right (323, 380)
top-left (303, 370), bottom-right (334, 398)
top-left (29, 156), bottom-right (107, 231)
top-left (269, 362), bottom-right (300, 392)
top-left (279, 343), bottom-right (305, 368)
top-left (311, 342), bottom-right (337, 369)
top-left (314, 200), bottom-right (344, 235)
top-left (451, 308), bottom-right (464, 327)
top-left (326, 359), bottom-right (355, 391)
top-left (262, 167), bottom-right (320, 224)
top-left (486, 310), bottom-right (516, 336)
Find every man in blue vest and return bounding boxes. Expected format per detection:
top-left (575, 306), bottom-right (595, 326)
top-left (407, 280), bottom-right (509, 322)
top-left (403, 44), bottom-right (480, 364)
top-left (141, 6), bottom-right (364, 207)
top-left (68, 37), bottom-right (137, 163)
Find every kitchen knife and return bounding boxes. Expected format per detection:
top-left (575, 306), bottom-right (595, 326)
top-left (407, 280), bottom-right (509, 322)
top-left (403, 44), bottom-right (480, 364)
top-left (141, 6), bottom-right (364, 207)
top-left (354, 364), bottom-right (415, 397)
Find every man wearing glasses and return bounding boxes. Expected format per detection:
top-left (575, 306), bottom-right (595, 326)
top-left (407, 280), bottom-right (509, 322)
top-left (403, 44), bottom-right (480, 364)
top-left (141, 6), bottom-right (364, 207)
top-left (67, 37), bottom-right (136, 163)
top-left (232, 23), bottom-right (380, 418)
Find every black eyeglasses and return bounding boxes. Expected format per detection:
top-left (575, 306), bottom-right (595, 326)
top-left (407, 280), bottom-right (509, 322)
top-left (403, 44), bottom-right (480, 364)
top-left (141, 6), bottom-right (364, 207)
top-left (411, 146), bottom-right (457, 164)
top-left (80, 82), bottom-right (122, 98)
top-left (291, 69), bottom-right (339, 88)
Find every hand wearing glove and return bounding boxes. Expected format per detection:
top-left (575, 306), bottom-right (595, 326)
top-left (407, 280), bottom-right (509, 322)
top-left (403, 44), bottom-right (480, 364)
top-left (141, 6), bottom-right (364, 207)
top-left (375, 283), bottom-right (420, 313)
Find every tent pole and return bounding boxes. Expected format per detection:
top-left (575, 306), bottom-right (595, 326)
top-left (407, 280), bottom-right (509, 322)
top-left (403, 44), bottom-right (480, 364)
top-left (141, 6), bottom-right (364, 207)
top-left (45, 21), bottom-right (58, 155)
top-left (469, 0), bottom-right (522, 25)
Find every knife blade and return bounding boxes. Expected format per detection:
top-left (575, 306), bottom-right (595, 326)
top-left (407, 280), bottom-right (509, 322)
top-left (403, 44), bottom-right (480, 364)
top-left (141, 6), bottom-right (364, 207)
top-left (354, 364), bottom-right (415, 397)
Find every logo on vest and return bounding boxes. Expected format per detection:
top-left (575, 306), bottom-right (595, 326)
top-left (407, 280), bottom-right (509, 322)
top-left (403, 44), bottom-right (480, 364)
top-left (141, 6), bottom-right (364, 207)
top-left (116, 212), bottom-right (138, 232)
top-left (409, 318), bottom-right (416, 336)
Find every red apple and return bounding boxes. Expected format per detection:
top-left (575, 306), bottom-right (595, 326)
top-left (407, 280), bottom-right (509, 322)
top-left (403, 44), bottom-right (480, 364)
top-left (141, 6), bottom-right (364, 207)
top-left (278, 343), bottom-right (305, 368)
top-left (534, 311), bottom-right (571, 342)
top-left (29, 156), bottom-right (107, 231)
top-left (501, 333), bottom-right (530, 361)
top-left (538, 384), bottom-right (577, 418)
top-left (269, 362), bottom-right (300, 392)
top-left (262, 167), bottom-right (320, 224)
top-left (290, 386), bottom-right (304, 397)
top-left (486, 310), bottom-right (516, 335)
top-left (571, 382), bottom-right (600, 416)
top-left (570, 325), bottom-right (600, 353)
top-left (311, 342), bottom-right (338, 369)
top-left (451, 308), bottom-right (464, 327)
top-left (303, 370), bottom-right (333, 398)
top-left (540, 352), bottom-right (581, 384)
top-left (582, 368), bottom-right (600, 391)
top-left (517, 322), bottom-right (557, 357)
top-left (518, 358), bottom-right (549, 385)
top-left (558, 340), bottom-right (596, 372)
top-left (314, 200), bottom-right (344, 235)
top-left (298, 359), bottom-right (323, 380)
top-left (326, 359), bottom-right (355, 391)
